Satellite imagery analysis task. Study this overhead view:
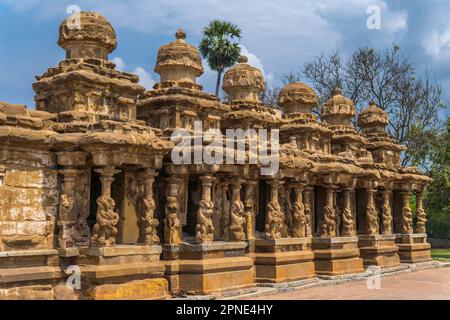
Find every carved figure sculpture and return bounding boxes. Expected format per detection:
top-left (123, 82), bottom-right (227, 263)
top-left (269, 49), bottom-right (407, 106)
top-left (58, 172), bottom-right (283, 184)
top-left (265, 201), bottom-right (284, 240)
top-left (229, 201), bottom-right (245, 241)
top-left (320, 205), bottom-right (336, 237)
top-left (164, 196), bottom-right (181, 244)
top-left (402, 206), bottom-right (413, 234)
top-left (138, 195), bottom-right (159, 245)
top-left (381, 192), bottom-right (392, 234)
top-left (341, 207), bottom-right (355, 236)
top-left (366, 204), bottom-right (379, 235)
top-left (416, 208), bottom-right (427, 234)
top-left (196, 200), bottom-right (214, 243)
top-left (91, 196), bottom-right (119, 246)
top-left (291, 200), bottom-right (306, 238)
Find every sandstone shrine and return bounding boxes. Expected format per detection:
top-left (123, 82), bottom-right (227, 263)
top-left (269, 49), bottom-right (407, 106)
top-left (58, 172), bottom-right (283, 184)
top-left (0, 12), bottom-right (432, 299)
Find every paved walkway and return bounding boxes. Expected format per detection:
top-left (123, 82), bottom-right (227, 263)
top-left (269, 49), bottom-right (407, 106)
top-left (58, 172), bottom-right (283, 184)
top-left (249, 268), bottom-right (450, 300)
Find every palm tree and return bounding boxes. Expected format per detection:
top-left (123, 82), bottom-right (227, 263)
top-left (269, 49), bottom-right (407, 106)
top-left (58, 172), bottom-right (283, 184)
top-left (199, 20), bottom-right (242, 97)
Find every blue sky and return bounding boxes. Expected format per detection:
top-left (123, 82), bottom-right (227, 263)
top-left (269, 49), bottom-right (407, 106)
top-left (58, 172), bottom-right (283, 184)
top-left (0, 0), bottom-right (449, 117)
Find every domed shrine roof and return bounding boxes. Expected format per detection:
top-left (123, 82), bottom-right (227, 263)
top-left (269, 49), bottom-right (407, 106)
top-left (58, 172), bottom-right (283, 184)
top-left (278, 82), bottom-right (317, 115)
top-left (58, 11), bottom-right (117, 59)
top-left (222, 56), bottom-right (265, 104)
top-left (357, 101), bottom-right (389, 133)
top-left (154, 29), bottom-right (204, 81)
top-left (321, 88), bottom-right (355, 126)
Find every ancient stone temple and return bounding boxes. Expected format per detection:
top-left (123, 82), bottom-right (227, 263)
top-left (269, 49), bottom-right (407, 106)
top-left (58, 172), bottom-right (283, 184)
top-left (0, 12), bottom-right (432, 299)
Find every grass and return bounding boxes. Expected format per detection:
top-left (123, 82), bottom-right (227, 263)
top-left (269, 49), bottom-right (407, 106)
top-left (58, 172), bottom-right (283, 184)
top-left (431, 249), bottom-right (450, 260)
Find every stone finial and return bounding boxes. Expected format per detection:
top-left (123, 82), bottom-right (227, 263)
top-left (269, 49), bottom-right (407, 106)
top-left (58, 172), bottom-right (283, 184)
top-left (175, 29), bottom-right (186, 40)
top-left (222, 55), bottom-right (266, 104)
top-left (154, 29), bottom-right (204, 84)
top-left (238, 55), bottom-right (248, 63)
top-left (278, 82), bottom-right (317, 115)
top-left (357, 101), bottom-right (389, 134)
top-left (58, 11), bottom-right (117, 60)
top-left (321, 87), bottom-right (355, 126)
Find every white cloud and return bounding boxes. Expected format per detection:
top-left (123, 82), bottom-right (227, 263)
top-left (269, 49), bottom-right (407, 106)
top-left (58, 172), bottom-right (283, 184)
top-left (240, 45), bottom-right (274, 85)
top-left (109, 56), bottom-right (155, 89)
top-left (133, 67), bottom-right (156, 89)
top-left (111, 57), bottom-right (125, 71)
top-left (0, 0), bottom-right (412, 88)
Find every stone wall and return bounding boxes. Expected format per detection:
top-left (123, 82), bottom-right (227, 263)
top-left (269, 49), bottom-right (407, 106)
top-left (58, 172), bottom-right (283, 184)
top-left (0, 146), bottom-right (58, 251)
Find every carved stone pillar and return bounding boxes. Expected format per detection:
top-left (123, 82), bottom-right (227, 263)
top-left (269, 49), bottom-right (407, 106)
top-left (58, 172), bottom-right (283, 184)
top-left (58, 168), bottom-right (80, 248)
top-left (91, 166), bottom-right (121, 247)
top-left (366, 188), bottom-right (379, 235)
top-left (220, 181), bottom-right (230, 241)
top-left (341, 187), bottom-right (356, 237)
top-left (303, 187), bottom-right (313, 237)
top-left (334, 189), bottom-right (341, 237)
top-left (381, 189), bottom-right (393, 235)
top-left (291, 184), bottom-right (306, 238)
top-left (319, 186), bottom-right (336, 238)
top-left (164, 175), bottom-right (182, 245)
top-left (195, 174), bottom-right (215, 244)
top-left (243, 180), bottom-right (257, 241)
top-left (138, 169), bottom-right (159, 245)
top-left (265, 179), bottom-right (284, 240)
top-left (229, 178), bottom-right (245, 242)
top-left (400, 190), bottom-right (413, 234)
top-left (415, 190), bottom-right (427, 234)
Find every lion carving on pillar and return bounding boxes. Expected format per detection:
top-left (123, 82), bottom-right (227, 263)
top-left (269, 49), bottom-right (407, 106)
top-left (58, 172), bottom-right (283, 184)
top-left (91, 196), bottom-right (119, 246)
top-left (196, 200), bottom-right (214, 243)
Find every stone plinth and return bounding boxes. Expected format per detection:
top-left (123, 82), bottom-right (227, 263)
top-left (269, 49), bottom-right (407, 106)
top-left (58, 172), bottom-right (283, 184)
top-left (312, 237), bottom-right (364, 276)
top-left (162, 241), bottom-right (254, 295)
top-left (254, 238), bottom-right (315, 283)
top-left (0, 249), bottom-right (61, 300)
top-left (358, 234), bottom-right (400, 268)
top-left (76, 245), bottom-right (168, 300)
top-left (395, 234), bottom-right (432, 264)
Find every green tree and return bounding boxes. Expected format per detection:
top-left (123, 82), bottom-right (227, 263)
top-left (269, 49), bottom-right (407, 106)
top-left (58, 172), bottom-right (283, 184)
top-left (425, 118), bottom-right (450, 238)
top-left (199, 20), bottom-right (242, 97)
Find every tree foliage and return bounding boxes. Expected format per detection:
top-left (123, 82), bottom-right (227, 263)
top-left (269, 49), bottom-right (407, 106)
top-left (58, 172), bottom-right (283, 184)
top-left (199, 20), bottom-right (242, 96)
top-left (425, 118), bottom-right (450, 238)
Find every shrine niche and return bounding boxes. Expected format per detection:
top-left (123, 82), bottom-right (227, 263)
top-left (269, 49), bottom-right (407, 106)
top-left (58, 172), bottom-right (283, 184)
top-left (0, 10), bottom-right (433, 300)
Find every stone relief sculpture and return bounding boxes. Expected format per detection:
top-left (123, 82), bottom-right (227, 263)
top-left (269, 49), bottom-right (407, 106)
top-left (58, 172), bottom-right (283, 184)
top-left (334, 193), bottom-right (341, 237)
top-left (265, 201), bottom-right (284, 240)
top-left (402, 206), bottom-right (414, 234)
top-left (229, 201), bottom-right (245, 241)
top-left (366, 204), bottom-right (379, 235)
top-left (138, 192), bottom-right (159, 245)
top-left (164, 196), bottom-right (181, 244)
top-left (415, 208), bottom-right (427, 234)
top-left (381, 191), bottom-right (393, 234)
top-left (291, 187), bottom-right (306, 238)
top-left (196, 199), bottom-right (214, 243)
top-left (58, 194), bottom-right (77, 248)
top-left (91, 196), bottom-right (119, 246)
top-left (320, 205), bottom-right (336, 238)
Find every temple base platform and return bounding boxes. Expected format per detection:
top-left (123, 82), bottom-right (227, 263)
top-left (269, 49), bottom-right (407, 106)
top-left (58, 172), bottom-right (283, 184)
top-left (162, 242), bottom-right (254, 295)
top-left (0, 249), bottom-right (61, 300)
top-left (312, 237), bottom-right (365, 276)
top-left (358, 234), bottom-right (400, 268)
top-left (254, 238), bottom-right (315, 283)
top-left (395, 234), bottom-right (432, 264)
top-left (75, 245), bottom-right (168, 300)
